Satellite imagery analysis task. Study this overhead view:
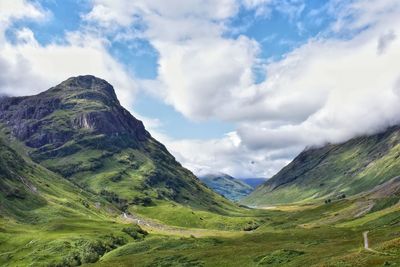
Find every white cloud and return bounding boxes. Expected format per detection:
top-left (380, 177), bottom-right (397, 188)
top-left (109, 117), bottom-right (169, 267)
top-left (237, 0), bottom-right (400, 146)
top-left (330, 0), bottom-right (400, 33)
top-left (85, 0), bottom-right (239, 29)
top-left (242, 0), bottom-right (306, 19)
top-left (154, 36), bottom-right (259, 120)
top-left (14, 27), bottom-right (38, 45)
top-left (242, 0), bottom-right (274, 17)
top-left (0, 0), bottom-right (46, 23)
top-left (86, 0), bottom-right (260, 122)
top-left (377, 31), bottom-right (396, 55)
top-left (0, 3), bottom-right (138, 108)
top-left (81, 0), bottom-right (400, 178)
top-left (3, 0), bottom-right (400, 179)
top-left (159, 131), bottom-right (291, 178)
top-left (0, 0), bottom-right (47, 43)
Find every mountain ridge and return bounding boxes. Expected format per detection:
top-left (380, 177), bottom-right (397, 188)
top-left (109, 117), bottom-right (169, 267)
top-left (244, 125), bottom-right (400, 205)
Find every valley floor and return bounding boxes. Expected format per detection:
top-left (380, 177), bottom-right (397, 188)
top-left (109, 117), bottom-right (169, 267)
top-left (93, 199), bottom-right (400, 267)
top-left (1, 197), bottom-right (399, 266)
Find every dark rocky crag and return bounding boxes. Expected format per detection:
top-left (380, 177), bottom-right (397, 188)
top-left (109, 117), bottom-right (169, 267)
top-left (0, 76), bottom-right (149, 149)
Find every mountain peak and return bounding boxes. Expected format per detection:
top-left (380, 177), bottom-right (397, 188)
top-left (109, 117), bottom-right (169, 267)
top-left (49, 75), bottom-right (119, 103)
top-left (0, 76), bottom-right (149, 149)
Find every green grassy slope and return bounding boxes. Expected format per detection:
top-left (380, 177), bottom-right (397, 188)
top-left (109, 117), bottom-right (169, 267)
top-left (199, 173), bottom-right (254, 202)
top-left (0, 136), bottom-right (149, 266)
top-left (244, 126), bottom-right (400, 206)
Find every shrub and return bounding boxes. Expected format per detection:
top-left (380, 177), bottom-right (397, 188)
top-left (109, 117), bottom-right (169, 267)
top-left (130, 196), bottom-right (154, 206)
top-left (243, 221), bottom-right (260, 231)
top-left (122, 226), bottom-right (148, 240)
top-left (59, 235), bottom-right (127, 266)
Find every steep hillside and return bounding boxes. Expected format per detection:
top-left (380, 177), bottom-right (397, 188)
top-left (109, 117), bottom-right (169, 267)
top-left (0, 137), bottom-right (47, 219)
top-left (244, 126), bottom-right (400, 205)
top-left (0, 134), bottom-right (119, 222)
top-left (0, 76), bottom-right (234, 214)
top-left (0, 135), bottom-right (150, 266)
top-left (199, 173), bottom-right (254, 201)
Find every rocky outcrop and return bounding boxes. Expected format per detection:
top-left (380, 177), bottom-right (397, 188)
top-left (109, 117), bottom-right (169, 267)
top-left (72, 109), bottom-right (149, 140)
top-left (0, 75), bottom-right (150, 150)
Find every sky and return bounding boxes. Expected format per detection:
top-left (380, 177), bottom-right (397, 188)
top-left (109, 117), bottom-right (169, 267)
top-left (1, 0), bottom-right (400, 178)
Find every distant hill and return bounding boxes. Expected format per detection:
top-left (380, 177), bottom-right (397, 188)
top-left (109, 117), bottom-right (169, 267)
top-left (243, 126), bottom-right (400, 206)
top-left (199, 173), bottom-right (254, 201)
top-left (241, 178), bottom-right (267, 188)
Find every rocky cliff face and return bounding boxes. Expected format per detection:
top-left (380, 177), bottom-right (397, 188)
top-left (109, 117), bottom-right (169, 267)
top-left (0, 75), bottom-right (149, 150)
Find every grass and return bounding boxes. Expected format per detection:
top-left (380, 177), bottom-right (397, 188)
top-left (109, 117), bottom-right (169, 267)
top-left (0, 217), bottom-right (142, 266)
top-left (132, 201), bottom-right (266, 230)
top-left (2, 178), bottom-right (400, 267)
top-left (88, 195), bottom-right (400, 267)
top-left (0, 136), bottom-right (148, 267)
top-left (91, 227), bottom-right (362, 267)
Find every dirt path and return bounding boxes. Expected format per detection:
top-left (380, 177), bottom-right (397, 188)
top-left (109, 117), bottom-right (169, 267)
top-left (120, 212), bottom-right (243, 238)
top-left (363, 231), bottom-right (370, 251)
top-left (362, 231), bottom-right (391, 255)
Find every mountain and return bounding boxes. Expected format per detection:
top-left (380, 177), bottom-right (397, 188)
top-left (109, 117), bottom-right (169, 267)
top-left (0, 75), bottom-right (246, 266)
top-left (199, 173), bottom-right (254, 201)
top-left (244, 126), bottom-right (400, 206)
top-left (0, 75), bottom-right (235, 213)
top-left (241, 178), bottom-right (267, 188)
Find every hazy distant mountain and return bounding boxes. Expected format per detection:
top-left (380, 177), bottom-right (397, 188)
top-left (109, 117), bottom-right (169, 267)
top-left (199, 173), bottom-right (254, 201)
top-left (241, 178), bottom-right (267, 188)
